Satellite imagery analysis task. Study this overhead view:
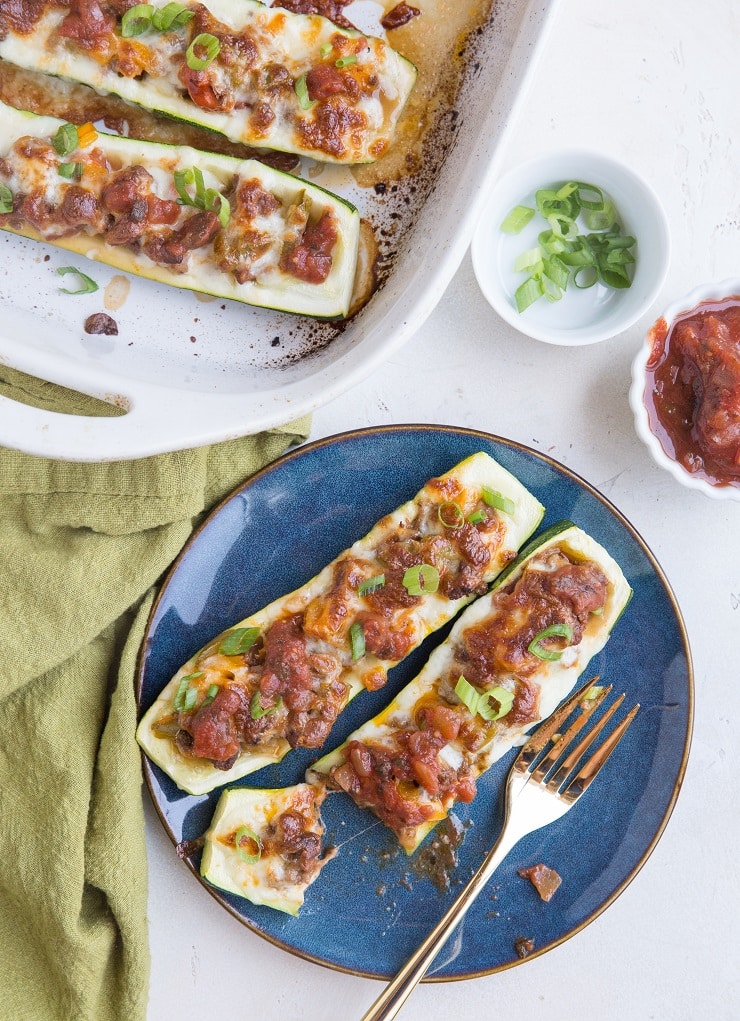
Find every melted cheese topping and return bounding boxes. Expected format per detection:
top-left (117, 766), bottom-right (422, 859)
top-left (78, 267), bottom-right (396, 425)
top-left (308, 525), bottom-right (632, 853)
top-left (0, 0), bottom-right (417, 163)
top-left (200, 783), bottom-right (333, 915)
top-left (136, 452), bottom-right (546, 795)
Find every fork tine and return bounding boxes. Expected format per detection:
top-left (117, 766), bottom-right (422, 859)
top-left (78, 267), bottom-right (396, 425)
top-left (529, 683), bottom-right (612, 783)
top-left (517, 676), bottom-right (602, 771)
top-left (544, 690), bottom-right (625, 788)
top-left (558, 702), bottom-right (640, 803)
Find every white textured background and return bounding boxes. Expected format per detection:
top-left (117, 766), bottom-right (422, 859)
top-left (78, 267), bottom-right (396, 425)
top-left (146, 0), bottom-right (740, 1018)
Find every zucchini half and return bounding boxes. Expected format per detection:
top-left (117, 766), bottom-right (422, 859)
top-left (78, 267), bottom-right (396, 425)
top-left (200, 783), bottom-right (335, 916)
top-left (136, 452), bottom-right (545, 795)
top-left (0, 0), bottom-right (417, 164)
top-left (307, 522), bottom-right (632, 853)
top-left (0, 101), bottom-right (360, 317)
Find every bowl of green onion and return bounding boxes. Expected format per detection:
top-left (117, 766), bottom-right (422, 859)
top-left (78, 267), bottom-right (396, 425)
top-left (471, 149), bottom-right (670, 345)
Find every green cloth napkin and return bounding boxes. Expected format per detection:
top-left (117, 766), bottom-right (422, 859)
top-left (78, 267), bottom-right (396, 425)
top-left (0, 365), bottom-right (310, 1021)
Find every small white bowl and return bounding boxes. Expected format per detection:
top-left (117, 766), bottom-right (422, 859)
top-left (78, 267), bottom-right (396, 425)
top-left (629, 278), bottom-right (740, 501)
top-left (471, 149), bottom-right (670, 345)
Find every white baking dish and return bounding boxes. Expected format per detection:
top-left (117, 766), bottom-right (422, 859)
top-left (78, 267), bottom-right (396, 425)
top-left (0, 0), bottom-right (558, 460)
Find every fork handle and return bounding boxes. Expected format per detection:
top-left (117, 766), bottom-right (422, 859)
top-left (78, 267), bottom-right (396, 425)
top-left (359, 819), bottom-right (525, 1021)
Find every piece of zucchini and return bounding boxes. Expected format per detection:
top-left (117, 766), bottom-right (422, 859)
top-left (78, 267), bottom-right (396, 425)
top-left (307, 522), bottom-right (632, 853)
top-left (200, 783), bottom-right (334, 915)
top-left (136, 452), bottom-right (546, 795)
top-left (0, 0), bottom-right (417, 164)
top-left (0, 100), bottom-right (360, 317)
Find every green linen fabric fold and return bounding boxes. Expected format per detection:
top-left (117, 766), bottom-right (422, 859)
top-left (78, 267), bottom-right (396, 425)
top-left (0, 365), bottom-right (310, 1021)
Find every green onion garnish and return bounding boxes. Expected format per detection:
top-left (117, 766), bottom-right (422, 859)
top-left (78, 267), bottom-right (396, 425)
top-left (173, 671), bottom-right (204, 711)
top-left (528, 623), bottom-right (574, 661)
top-left (58, 161), bottom-right (83, 180)
top-left (206, 189), bottom-right (230, 228)
top-left (455, 675), bottom-right (513, 722)
top-left (52, 123), bottom-right (79, 157)
top-left (234, 825), bottom-right (262, 864)
top-left (335, 55), bottom-right (357, 67)
top-left (319, 42), bottom-right (333, 57)
top-left (57, 266), bottom-right (99, 295)
top-left (202, 683), bottom-right (219, 706)
top-left (121, 3), bottom-right (153, 35)
top-left (500, 204), bottom-right (535, 235)
top-left (250, 692), bottom-right (282, 719)
top-left (0, 184), bottom-right (14, 214)
top-left (219, 626), bottom-right (260, 656)
top-left (481, 486), bottom-right (515, 516)
top-left (505, 180), bottom-right (636, 313)
top-left (438, 501), bottom-right (464, 529)
top-left (174, 167), bottom-right (229, 226)
top-left (152, 1), bottom-right (194, 30)
top-left (186, 32), bottom-right (220, 70)
top-left (294, 73), bottom-right (315, 110)
top-left (402, 563), bottom-right (439, 596)
top-left (349, 621), bottom-right (365, 660)
top-left (467, 509), bottom-right (486, 525)
top-left (583, 684), bottom-right (605, 700)
top-left (358, 574), bottom-right (385, 596)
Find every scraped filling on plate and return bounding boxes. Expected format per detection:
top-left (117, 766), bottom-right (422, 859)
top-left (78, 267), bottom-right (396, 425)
top-left (323, 546), bottom-right (609, 842)
top-left (151, 475), bottom-right (512, 769)
top-left (0, 127), bottom-right (340, 282)
top-left (0, 0), bottom-right (414, 161)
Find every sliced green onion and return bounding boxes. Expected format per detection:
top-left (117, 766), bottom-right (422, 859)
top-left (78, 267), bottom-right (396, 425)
top-left (573, 265), bottom-right (598, 289)
top-left (513, 247), bottom-right (543, 274)
top-left (173, 167), bottom-right (194, 204)
top-left (294, 73), bottom-right (315, 110)
top-left (250, 692), bottom-right (282, 719)
top-left (543, 254), bottom-right (569, 291)
top-left (234, 825), bottom-right (262, 864)
top-left (555, 181), bottom-right (579, 200)
top-left (583, 683), bottom-right (605, 700)
top-left (202, 683), bottom-right (219, 706)
top-left (574, 181), bottom-right (605, 209)
top-left (528, 623), bottom-right (574, 661)
top-left (583, 201), bottom-right (616, 231)
top-left (349, 621), bottom-right (365, 660)
top-left (57, 266), bottom-right (99, 295)
top-left (501, 204), bottom-right (535, 234)
top-left (186, 32), bottom-right (220, 70)
top-left (218, 626), bottom-right (260, 656)
top-left (515, 275), bottom-right (543, 313)
top-left (541, 272), bottom-right (563, 303)
top-left (402, 563), bottom-right (439, 596)
top-left (52, 123), bottom-right (79, 157)
top-left (358, 574), bottom-right (386, 596)
top-left (335, 54), bottom-right (357, 67)
top-left (121, 3), bottom-right (153, 35)
top-left (590, 606), bottom-right (604, 616)
top-left (173, 672), bottom-right (204, 711)
top-left (58, 161), bottom-right (82, 180)
top-left (600, 267), bottom-right (631, 289)
top-left (477, 685), bottom-right (515, 722)
top-left (467, 509), bottom-right (486, 525)
top-left (481, 486), bottom-right (515, 516)
top-left (206, 189), bottom-right (230, 227)
top-left (152, 1), bottom-right (194, 30)
top-left (0, 184), bottom-right (14, 213)
top-left (438, 501), bottom-right (464, 529)
top-left (455, 676), bottom-right (513, 722)
top-left (319, 42), bottom-right (333, 57)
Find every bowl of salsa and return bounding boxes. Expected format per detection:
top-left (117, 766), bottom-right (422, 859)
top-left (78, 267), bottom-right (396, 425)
top-left (630, 278), bottom-right (740, 499)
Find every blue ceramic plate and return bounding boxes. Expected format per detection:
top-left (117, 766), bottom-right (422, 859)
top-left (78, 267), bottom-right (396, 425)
top-left (137, 426), bottom-right (693, 979)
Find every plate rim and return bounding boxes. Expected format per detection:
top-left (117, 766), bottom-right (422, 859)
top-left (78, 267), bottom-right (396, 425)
top-left (136, 423), bottom-right (694, 980)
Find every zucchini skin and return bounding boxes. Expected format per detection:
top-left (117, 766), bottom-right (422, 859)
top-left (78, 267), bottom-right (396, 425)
top-left (0, 0), bottom-right (417, 165)
top-left (136, 452), bottom-right (545, 795)
top-left (307, 523), bottom-right (633, 854)
top-left (0, 101), bottom-right (360, 318)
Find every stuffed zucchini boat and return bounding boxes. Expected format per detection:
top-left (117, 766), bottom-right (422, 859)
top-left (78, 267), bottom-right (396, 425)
top-left (0, 101), bottom-right (360, 317)
top-left (0, 0), bottom-right (417, 164)
top-left (136, 452), bottom-right (545, 795)
top-left (307, 522), bottom-right (632, 853)
top-left (200, 783), bottom-right (334, 916)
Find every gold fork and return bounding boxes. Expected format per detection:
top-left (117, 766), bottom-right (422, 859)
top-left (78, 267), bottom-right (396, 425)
top-left (360, 678), bottom-right (639, 1021)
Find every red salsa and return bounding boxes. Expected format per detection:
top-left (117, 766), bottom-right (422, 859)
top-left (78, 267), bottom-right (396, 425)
top-left (644, 298), bottom-right (740, 488)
